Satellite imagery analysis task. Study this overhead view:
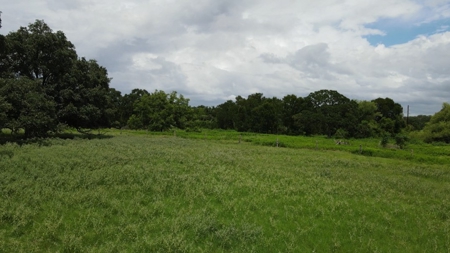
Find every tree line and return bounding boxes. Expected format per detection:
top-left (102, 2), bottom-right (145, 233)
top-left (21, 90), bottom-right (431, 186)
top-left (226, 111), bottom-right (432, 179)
top-left (1, 20), bottom-right (448, 143)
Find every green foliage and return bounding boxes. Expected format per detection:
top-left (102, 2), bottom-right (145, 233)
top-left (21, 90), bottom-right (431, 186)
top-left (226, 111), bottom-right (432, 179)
top-left (0, 78), bottom-right (57, 137)
top-left (281, 94), bottom-right (305, 134)
top-left (334, 128), bottom-right (348, 139)
top-left (304, 90), bottom-right (358, 137)
top-left (2, 20), bottom-right (77, 84)
top-left (58, 58), bottom-right (113, 130)
top-left (372, 97), bottom-right (405, 135)
top-left (128, 90), bottom-right (190, 131)
top-left (395, 134), bottom-right (409, 149)
top-left (186, 106), bottom-right (217, 130)
top-left (380, 135), bottom-right (389, 147)
top-left (215, 100), bottom-right (237, 129)
top-left (407, 115), bottom-right (431, 131)
top-left (0, 20), bottom-right (114, 137)
top-left (0, 95), bottom-right (11, 128)
top-left (422, 103), bottom-right (450, 143)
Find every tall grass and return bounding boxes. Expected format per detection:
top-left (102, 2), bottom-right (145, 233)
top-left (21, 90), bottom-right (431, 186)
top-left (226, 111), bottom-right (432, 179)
top-left (1, 135), bottom-right (449, 252)
top-left (107, 128), bottom-right (450, 165)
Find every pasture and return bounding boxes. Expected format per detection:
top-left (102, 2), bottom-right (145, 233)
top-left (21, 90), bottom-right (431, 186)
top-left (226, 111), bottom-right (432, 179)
top-left (0, 133), bottom-right (449, 252)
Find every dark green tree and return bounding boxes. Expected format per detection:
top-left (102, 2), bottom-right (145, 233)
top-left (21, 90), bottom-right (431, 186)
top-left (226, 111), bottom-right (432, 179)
top-left (57, 58), bottom-right (113, 130)
top-left (215, 100), bottom-right (238, 129)
top-left (355, 100), bottom-right (382, 138)
top-left (187, 105), bottom-right (217, 130)
top-left (407, 115), bottom-right (431, 131)
top-left (422, 103), bottom-right (450, 143)
top-left (107, 88), bottom-right (123, 128)
top-left (0, 95), bottom-right (11, 129)
top-left (301, 90), bottom-right (358, 137)
top-left (2, 20), bottom-right (77, 85)
top-left (1, 20), bottom-right (114, 136)
top-left (281, 94), bottom-right (305, 135)
top-left (0, 78), bottom-right (56, 137)
top-left (119, 89), bottom-right (150, 127)
top-left (372, 97), bottom-right (405, 135)
top-left (0, 34), bottom-right (8, 78)
top-left (128, 90), bottom-right (190, 131)
top-left (251, 97), bottom-right (282, 134)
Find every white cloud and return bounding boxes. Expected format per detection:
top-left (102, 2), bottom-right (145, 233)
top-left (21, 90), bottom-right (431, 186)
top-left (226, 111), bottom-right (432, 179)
top-left (1, 0), bottom-right (449, 115)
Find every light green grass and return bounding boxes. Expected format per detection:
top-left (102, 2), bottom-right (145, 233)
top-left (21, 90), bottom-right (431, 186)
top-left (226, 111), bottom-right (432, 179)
top-left (1, 135), bottom-right (449, 252)
top-left (106, 128), bottom-right (450, 165)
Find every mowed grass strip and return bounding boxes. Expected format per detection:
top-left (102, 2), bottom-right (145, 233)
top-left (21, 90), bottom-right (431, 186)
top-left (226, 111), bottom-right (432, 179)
top-left (0, 135), bottom-right (449, 252)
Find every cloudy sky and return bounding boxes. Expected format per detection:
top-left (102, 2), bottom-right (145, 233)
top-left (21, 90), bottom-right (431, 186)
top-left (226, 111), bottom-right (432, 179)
top-left (1, 0), bottom-right (450, 115)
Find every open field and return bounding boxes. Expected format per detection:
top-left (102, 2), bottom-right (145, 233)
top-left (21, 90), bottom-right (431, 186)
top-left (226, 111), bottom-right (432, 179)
top-left (105, 128), bottom-right (450, 165)
top-left (1, 134), bottom-right (450, 252)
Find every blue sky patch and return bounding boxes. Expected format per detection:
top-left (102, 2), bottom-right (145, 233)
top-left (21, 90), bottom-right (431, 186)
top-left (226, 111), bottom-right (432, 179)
top-left (365, 18), bottom-right (450, 47)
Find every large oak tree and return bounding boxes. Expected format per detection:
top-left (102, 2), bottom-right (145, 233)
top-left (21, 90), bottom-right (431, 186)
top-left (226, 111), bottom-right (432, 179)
top-left (0, 20), bottom-right (114, 136)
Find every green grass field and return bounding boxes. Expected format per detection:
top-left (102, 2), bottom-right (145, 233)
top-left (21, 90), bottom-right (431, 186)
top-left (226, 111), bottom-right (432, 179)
top-left (106, 128), bottom-right (450, 165)
top-left (1, 133), bottom-right (449, 252)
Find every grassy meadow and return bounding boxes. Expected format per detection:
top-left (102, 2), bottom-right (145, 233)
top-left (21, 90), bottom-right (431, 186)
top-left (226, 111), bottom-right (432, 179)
top-left (1, 132), bottom-right (450, 252)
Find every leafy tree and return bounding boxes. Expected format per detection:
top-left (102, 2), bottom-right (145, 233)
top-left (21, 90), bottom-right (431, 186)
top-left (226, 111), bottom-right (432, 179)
top-left (1, 20), bottom-right (114, 136)
top-left (234, 95), bottom-right (248, 131)
top-left (281, 94), bottom-right (305, 135)
top-left (107, 88), bottom-right (123, 128)
top-left (422, 103), bottom-right (450, 143)
top-left (302, 90), bottom-right (358, 137)
top-left (0, 94), bottom-right (11, 129)
top-left (372, 97), bottom-right (405, 135)
top-left (0, 78), bottom-right (57, 137)
top-left (215, 100), bottom-right (238, 129)
top-left (293, 109), bottom-right (324, 136)
top-left (168, 91), bottom-right (191, 129)
top-left (128, 90), bottom-right (190, 131)
top-left (2, 20), bottom-right (77, 85)
top-left (187, 105), bottom-right (217, 130)
top-left (394, 134), bottom-right (409, 149)
top-left (57, 58), bottom-right (113, 130)
top-left (0, 34), bottom-right (8, 78)
top-left (251, 97), bottom-right (282, 133)
top-left (407, 115), bottom-right (431, 131)
top-left (119, 89), bottom-right (150, 127)
top-left (355, 101), bottom-right (381, 138)
top-left (242, 93), bottom-right (265, 132)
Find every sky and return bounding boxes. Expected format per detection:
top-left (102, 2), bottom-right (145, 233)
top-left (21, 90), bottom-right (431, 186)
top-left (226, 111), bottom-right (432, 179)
top-left (1, 0), bottom-right (450, 115)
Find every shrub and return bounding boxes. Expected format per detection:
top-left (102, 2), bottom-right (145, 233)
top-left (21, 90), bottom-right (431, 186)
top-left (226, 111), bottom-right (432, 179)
top-left (380, 135), bottom-right (389, 147)
top-left (334, 128), bottom-right (348, 139)
top-left (395, 134), bottom-right (409, 149)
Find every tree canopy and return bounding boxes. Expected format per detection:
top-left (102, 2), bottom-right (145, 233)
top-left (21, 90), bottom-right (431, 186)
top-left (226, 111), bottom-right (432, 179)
top-left (0, 20), bottom-right (113, 137)
top-left (422, 103), bottom-right (450, 143)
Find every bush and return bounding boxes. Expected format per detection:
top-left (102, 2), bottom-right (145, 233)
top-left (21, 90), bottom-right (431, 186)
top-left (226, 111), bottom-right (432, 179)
top-left (380, 135), bottom-right (389, 147)
top-left (334, 128), bottom-right (348, 139)
top-left (185, 127), bottom-right (202, 133)
top-left (395, 134), bottom-right (409, 149)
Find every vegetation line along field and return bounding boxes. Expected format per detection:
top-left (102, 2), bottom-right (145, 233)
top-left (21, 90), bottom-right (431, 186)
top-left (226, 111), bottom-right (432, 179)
top-left (1, 135), bottom-right (450, 252)
top-left (1, 20), bottom-right (449, 146)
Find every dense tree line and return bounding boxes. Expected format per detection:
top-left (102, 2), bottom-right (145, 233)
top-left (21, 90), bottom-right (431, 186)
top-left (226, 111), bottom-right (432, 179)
top-left (213, 91), bottom-right (407, 138)
top-left (1, 20), bottom-right (448, 143)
